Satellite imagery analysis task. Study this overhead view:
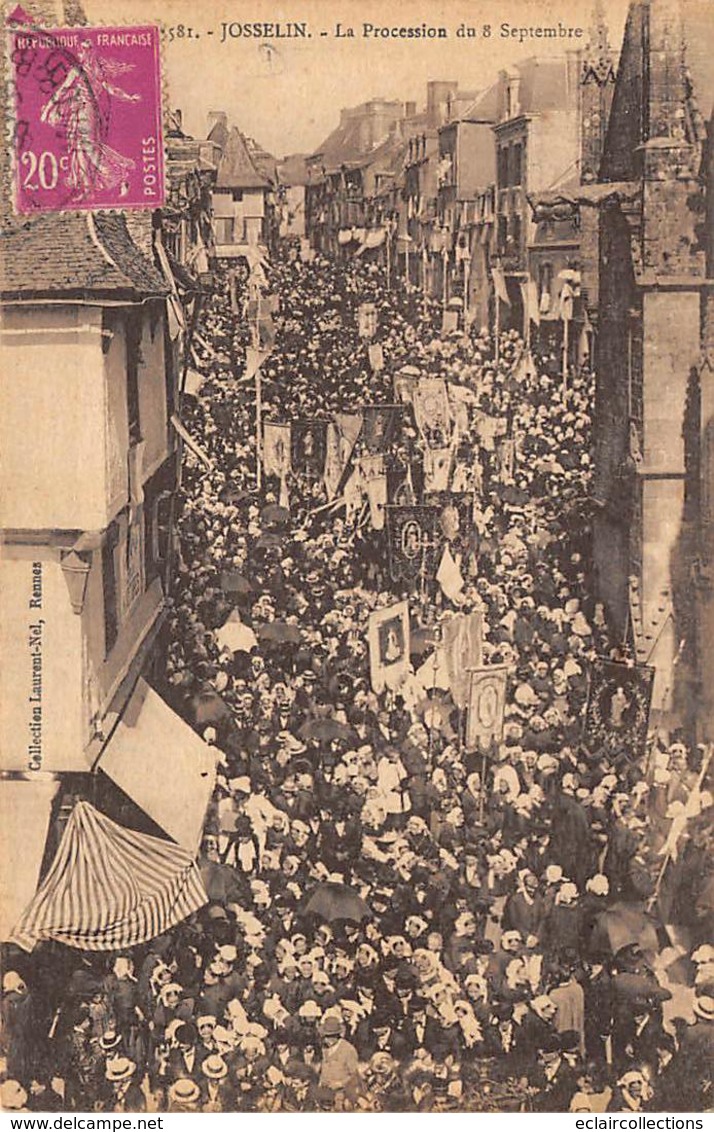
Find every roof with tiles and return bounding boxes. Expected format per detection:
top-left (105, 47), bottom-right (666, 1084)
top-left (0, 211), bottom-right (168, 298)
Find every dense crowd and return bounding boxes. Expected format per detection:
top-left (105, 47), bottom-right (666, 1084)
top-left (1, 252), bottom-right (712, 1114)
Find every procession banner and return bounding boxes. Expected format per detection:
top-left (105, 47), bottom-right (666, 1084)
top-left (442, 611), bottom-right (484, 710)
top-left (361, 404), bottom-right (402, 455)
top-left (447, 385), bottom-right (471, 434)
top-left (368, 601), bottom-right (410, 694)
top-left (263, 422), bottom-right (292, 478)
top-left (333, 411), bottom-right (364, 497)
top-left (491, 265), bottom-right (510, 306)
top-left (465, 664), bottom-right (509, 751)
top-left (393, 366), bottom-right (420, 405)
top-left (423, 445), bottom-right (453, 493)
top-left (473, 411), bottom-right (507, 453)
top-left (413, 378), bottom-right (452, 448)
top-left (368, 342), bottom-right (384, 372)
top-left (366, 474), bottom-right (388, 531)
top-left (357, 301), bottom-right (378, 339)
top-left (582, 658), bottom-right (655, 761)
top-left (323, 423), bottom-right (343, 501)
top-left (425, 492), bottom-right (474, 544)
top-left (290, 419), bottom-right (328, 478)
top-left (386, 504), bottom-right (441, 585)
top-left (497, 436), bottom-right (516, 484)
top-left (387, 458), bottom-right (420, 507)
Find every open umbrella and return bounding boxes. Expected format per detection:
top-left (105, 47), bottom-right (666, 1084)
top-left (261, 503), bottom-right (291, 526)
top-left (189, 690), bottom-right (231, 727)
top-left (410, 626), bottom-right (437, 657)
top-left (199, 859), bottom-right (245, 905)
top-left (254, 532), bottom-right (283, 551)
top-left (589, 901), bottom-right (661, 957)
top-left (220, 571), bottom-right (253, 595)
top-left (257, 622), bottom-right (303, 645)
top-left (298, 882), bottom-right (371, 924)
top-left (298, 718), bottom-right (357, 744)
top-left (215, 613), bottom-right (258, 654)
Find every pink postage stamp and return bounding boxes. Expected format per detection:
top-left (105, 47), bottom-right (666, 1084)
top-left (8, 19), bottom-right (165, 214)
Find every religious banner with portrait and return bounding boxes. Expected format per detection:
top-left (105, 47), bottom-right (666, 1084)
top-left (361, 404), bottom-right (402, 456)
top-left (263, 422), bottom-right (292, 479)
top-left (290, 419), bottom-right (328, 478)
top-left (465, 664), bottom-right (509, 751)
top-left (423, 445), bottom-right (453, 493)
top-left (393, 366), bottom-right (420, 405)
top-left (368, 601), bottom-right (410, 694)
top-left (442, 611), bottom-right (484, 710)
top-left (582, 659), bottom-right (655, 761)
top-left (357, 301), bottom-right (378, 339)
top-left (412, 378), bottom-right (452, 448)
top-left (386, 505), bottom-right (441, 585)
top-left (424, 492), bottom-right (474, 545)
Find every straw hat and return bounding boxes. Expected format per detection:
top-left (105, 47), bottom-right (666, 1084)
top-left (202, 1055), bottom-right (228, 1080)
top-left (105, 1057), bottom-right (136, 1082)
top-left (168, 1078), bottom-right (201, 1105)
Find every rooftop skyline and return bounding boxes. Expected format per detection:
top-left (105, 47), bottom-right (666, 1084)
top-left (85, 0), bottom-right (630, 158)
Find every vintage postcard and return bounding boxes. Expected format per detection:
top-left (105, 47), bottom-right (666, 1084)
top-left (1, 0), bottom-right (712, 1117)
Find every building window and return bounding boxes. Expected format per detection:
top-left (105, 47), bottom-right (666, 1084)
top-left (497, 146), bottom-right (508, 190)
top-left (497, 214), bottom-right (508, 255)
top-left (538, 262), bottom-right (553, 308)
top-left (511, 213), bottom-right (522, 251)
top-left (214, 217), bottom-right (233, 244)
top-left (126, 312), bottom-right (143, 446)
top-left (511, 143), bottom-right (523, 186)
top-left (102, 521), bottom-right (120, 655)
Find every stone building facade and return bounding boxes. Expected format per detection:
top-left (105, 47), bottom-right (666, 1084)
top-left (589, 0), bottom-right (713, 739)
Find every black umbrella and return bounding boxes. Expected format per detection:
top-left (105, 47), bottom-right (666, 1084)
top-left (255, 532), bottom-right (283, 550)
top-left (299, 882), bottom-right (371, 924)
top-left (261, 503), bottom-right (291, 525)
top-left (298, 718), bottom-right (357, 744)
top-left (257, 621), bottom-right (303, 645)
top-left (189, 690), bottom-right (231, 726)
top-left (220, 571), bottom-right (253, 595)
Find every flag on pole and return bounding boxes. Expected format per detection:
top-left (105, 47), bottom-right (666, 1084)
top-left (519, 276), bottom-right (540, 326)
top-left (171, 414), bottom-right (214, 470)
top-left (243, 347), bottom-right (272, 383)
top-left (491, 264), bottom-right (510, 305)
top-left (436, 545), bottom-right (465, 604)
top-left (442, 611), bottom-right (484, 709)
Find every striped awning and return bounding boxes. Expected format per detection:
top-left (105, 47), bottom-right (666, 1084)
top-left (11, 801), bottom-right (207, 953)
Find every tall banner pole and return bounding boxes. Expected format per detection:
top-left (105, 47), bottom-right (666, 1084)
top-left (562, 314), bottom-right (569, 395)
top-left (253, 294), bottom-right (263, 492)
top-left (494, 292), bottom-right (500, 366)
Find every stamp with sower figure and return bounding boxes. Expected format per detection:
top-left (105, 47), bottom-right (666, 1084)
top-left (8, 13), bottom-right (165, 213)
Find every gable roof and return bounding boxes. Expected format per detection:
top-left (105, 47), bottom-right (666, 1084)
top-left (216, 128), bottom-right (272, 190)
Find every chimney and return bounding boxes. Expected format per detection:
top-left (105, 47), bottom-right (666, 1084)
top-left (207, 110), bottom-right (228, 133)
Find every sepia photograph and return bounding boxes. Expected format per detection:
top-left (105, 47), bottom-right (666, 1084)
top-left (0, 0), bottom-right (713, 1117)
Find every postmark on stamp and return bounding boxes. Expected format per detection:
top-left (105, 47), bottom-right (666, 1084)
top-left (8, 21), bottom-right (165, 214)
